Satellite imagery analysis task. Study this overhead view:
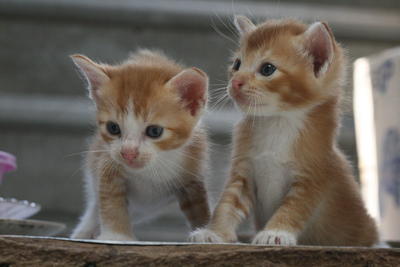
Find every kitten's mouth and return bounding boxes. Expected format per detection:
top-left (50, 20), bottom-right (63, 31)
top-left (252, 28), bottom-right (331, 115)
top-left (124, 160), bottom-right (147, 169)
top-left (231, 90), bottom-right (251, 105)
top-left (232, 93), bottom-right (267, 108)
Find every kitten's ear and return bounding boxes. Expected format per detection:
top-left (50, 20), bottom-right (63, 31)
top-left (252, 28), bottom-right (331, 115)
top-left (70, 54), bottom-right (110, 101)
top-left (234, 15), bottom-right (256, 36)
top-left (303, 22), bottom-right (334, 77)
top-left (167, 68), bottom-right (208, 116)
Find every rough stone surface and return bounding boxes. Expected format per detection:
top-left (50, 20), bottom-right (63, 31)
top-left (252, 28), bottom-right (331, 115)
top-left (0, 236), bottom-right (399, 266)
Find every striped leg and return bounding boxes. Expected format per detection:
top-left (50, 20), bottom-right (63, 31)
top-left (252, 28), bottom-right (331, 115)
top-left (252, 177), bottom-right (322, 246)
top-left (177, 179), bottom-right (210, 230)
top-left (190, 160), bottom-right (254, 243)
top-left (70, 200), bottom-right (98, 239)
top-left (97, 164), bottom-right (136, 241)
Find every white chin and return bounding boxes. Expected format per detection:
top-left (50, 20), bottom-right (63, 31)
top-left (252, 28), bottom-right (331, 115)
top-left (121, 160), bottom-right (150, 172)
top-left (238, 103), bottom-right (279, 116)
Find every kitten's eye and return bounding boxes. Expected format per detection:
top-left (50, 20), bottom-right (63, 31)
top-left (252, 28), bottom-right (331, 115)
top-left (106, 121), bottom-right (121, 135)
top-left (232, 59), bottom-right (241, 71)
top-left (145, 125), bottom-right (164, 139)
top-left (260, 63), bottom-right (276, 77)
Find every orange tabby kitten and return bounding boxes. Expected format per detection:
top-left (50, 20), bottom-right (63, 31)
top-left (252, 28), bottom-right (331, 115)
top-left (70, 50), bottom-right (210, 241)
top-left (190, 16), bottom-right (378, 246)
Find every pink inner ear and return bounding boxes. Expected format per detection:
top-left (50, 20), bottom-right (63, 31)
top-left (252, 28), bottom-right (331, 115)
top-left (310, 38), bottom-right (329, 75)
top-left (172, 68), bottom-right (208, 116)
top-left (87, 71), bottom-right (106, 91)
top-left (71, 55), bottom-right (109, 100)
top-left (181, 82), bottom-right (206, 116)
top-left (306, 23), bottom-right (333, 77)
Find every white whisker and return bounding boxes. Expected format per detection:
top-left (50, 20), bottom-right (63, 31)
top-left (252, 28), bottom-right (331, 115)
top-left (64, 149), bottom-right (110, 158)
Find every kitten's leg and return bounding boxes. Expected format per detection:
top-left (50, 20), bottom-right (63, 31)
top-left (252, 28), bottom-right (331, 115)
top-left (252, 176), bottom-right (321, 246)
top-left (96, 164), bottom-right (136, 241)
top-left (189, 160), bottom-right (254, 243)
top-left (70, 201), bottom-right (98, 239)
top-left (177, 179), bottom-right (210, 230)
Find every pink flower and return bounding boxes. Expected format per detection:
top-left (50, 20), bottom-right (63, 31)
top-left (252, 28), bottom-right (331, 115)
top-left (0, 151), bottom-right (17, 183)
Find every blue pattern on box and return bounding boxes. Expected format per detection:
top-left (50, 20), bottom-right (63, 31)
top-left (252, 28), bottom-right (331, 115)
top-left (372, 59), bottom-right (394, 94)
top-left (380, 128), bottom-right (400, 215)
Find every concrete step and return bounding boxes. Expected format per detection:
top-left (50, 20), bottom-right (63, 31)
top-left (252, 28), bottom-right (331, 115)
top-left (0, 0), bottom-right (399, 96)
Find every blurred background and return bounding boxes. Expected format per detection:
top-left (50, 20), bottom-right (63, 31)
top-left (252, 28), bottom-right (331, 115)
top-left (0, 0), bottom-right (399, 241)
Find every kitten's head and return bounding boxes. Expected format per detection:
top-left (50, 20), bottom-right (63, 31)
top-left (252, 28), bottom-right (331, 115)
top-left (228, 16), bottom-right (345, 116)
top-left (72, 50), bottom-right (208, 171)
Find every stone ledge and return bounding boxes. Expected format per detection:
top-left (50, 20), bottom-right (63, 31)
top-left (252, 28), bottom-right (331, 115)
top-left (0, 236), bottom-right (399, 266)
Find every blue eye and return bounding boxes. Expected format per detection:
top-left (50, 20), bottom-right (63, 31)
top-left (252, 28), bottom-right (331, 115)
top-left (145, 125), bottom-right (164, 139)
top-left (106, 121), bottom-right (121, 135)
top-left (260, 63), bottom-right (276, 76)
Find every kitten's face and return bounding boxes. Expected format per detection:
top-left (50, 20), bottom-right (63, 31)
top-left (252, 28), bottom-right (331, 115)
top-left (229, 17), bottom-right (342, 116)
top-left (72, 52), bottom-right (208, 171)
top-left (97, 87), bottom-right (195, 171)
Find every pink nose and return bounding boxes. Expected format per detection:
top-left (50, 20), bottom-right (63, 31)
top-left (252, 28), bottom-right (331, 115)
top-left (232, 79), bottom-right (244, 91)
top-left (121, 148), bottom-right (139, 162)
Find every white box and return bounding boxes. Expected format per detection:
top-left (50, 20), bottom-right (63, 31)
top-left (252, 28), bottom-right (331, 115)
top-left (354, 47), bottom-right (400, 241)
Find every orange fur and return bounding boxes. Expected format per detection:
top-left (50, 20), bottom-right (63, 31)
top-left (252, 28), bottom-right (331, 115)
top-left (190, 17), bottom-right (377, 246)
top-left (70, 50), bottom-right (210, 241)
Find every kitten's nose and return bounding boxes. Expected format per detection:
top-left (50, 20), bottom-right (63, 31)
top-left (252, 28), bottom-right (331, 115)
top-left (232, 79), bottom-right (244, 91)
top-left (121, 148), bottom-right (139, 162)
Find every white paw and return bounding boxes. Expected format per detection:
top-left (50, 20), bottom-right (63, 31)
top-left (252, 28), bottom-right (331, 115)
top-left (252, 229), bottom-right (297, 246)
top-left (96, 231), bottom-right (137, 242)
top-left (188, 228), bottom-right (224, 243)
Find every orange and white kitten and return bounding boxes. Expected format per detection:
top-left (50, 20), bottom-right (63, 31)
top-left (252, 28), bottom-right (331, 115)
top-left (70, 50), bottom-right (210, 241)
top-left (190, 16), bottom-right (378, 246)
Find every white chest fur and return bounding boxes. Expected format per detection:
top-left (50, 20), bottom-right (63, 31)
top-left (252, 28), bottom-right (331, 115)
top-left (124, 148), bottom-right (186, 224)
top-left (247, 113), bottom-right (305, 228)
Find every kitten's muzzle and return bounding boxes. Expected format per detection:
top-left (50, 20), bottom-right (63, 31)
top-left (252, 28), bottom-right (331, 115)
top-left (120, 148), bottom-right (139, 162)
top-left (230, 79), bottom-right (251, 106)
top-left (232, 79), bottom-right (244, 91)
top-left (120, 147), bottom-right (148, 168)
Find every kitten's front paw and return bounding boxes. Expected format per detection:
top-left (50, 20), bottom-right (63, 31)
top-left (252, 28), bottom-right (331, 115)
top-left (96, 232), bottom-right (137, 242)
top-left (188, 228), bottom-right (224, 243)
top-left (252, 230), bottom-right (297, 246)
